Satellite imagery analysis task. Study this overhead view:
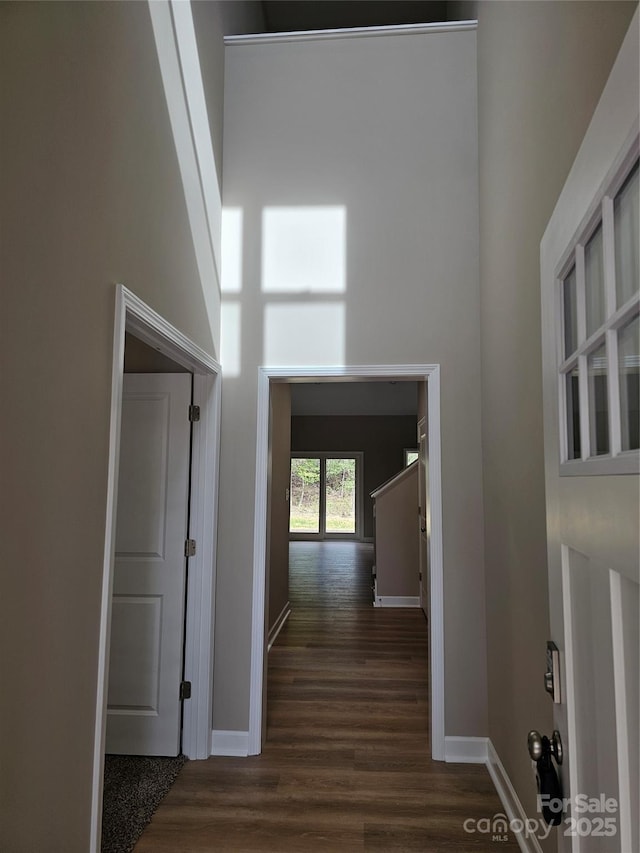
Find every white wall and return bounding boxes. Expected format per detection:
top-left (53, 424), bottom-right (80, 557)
top-left (267, 382), bottom-right (291, 632)
top-left (373, 465), bottom-right (420, 598)
top-left (217, 25), bottom-right (487, 737)
top-left (0, 2), bottom-right (262, 849)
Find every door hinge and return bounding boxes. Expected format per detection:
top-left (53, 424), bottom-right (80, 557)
top-left (179, 680), bottom-right (192, 701)
top-left (189, 404), bottom-right (200, 422)
top-left (184, 539), bottom-right (197, 557)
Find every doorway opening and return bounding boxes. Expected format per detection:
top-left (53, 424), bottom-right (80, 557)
top-left (100, 339), bottom-right (193, 852)
top-left (91, 285), bottom-right (221, 853)
top-left (249, 365), bottom-right (445, 762)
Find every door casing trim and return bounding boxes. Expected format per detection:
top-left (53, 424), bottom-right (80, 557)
top-left (91, 284), bottom-right (221, 852)
top-left (248, 364), bottom-right (445, 760)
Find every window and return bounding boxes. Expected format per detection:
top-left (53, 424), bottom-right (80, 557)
top-left (558, 155), bottom-right (639, 473)
top-left (404, 449), bottom-right (419, 467)
top-left (289, 454), bottom-right (362, 537)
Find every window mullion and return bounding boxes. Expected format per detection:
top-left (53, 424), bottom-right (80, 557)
top-left (319, 457), bottom-right (327, 537)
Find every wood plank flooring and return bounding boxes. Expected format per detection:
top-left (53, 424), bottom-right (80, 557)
top-left (135, 541), bottom-right (519, 851)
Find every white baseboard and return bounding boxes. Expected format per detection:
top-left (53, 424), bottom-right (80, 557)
top-left (445, 737), bottom-right (544, 851)
top-left (211, 730), bottom-right (249, 757)
top-left (267, 601), bottom-right (291, 651)
top-left (374, 595), bottom-right (420, 607)
top-left (445, 735), bottom-right (488, 763)
top-left (486, 739), bottom-right (544, 853)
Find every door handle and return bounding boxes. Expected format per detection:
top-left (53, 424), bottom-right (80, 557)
top-left (527, 729), bottom-right (562, 764)
top-left (528, 730), bottom-right (563, 826)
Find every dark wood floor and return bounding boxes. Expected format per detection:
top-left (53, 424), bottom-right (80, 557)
top-left (135, 541), bottom-right (518, 851)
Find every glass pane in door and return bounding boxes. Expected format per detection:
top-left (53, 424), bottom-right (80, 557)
top-left (566, 366), bottom-right (581, 460)
top-left (289, 458), bottom-right (320, 533)
top-left (587, 342), bottom-right (609, 456)
top-left (325, 458), bottom-right (356, 533)
top-left (618, 314), bottom-right (640, 451)
top-left (564, 266), bottom-right (578, 358)
top-left (614, 160), bottom-right (639, 308)
top-left (585, 225), bottom-right (605, 338)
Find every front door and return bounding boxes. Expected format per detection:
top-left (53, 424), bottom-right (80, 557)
top-left (540, 14), bottom-right (638, 851)
top-left (106, 373), bottom-right (192, 756)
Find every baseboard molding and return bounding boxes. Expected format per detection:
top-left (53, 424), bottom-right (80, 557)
top-left (444, 737), bottom-right (544, 851)
top-left (267, 601), bottom-right (291, 651)
top-left (445, 735), bottom-right (488, 763)
top-left (486, 739), bottom-right (544, 853)
top-left (211, 730), bottom-right (249, 757)
top-left (374, 595), bottom-right (420, 608)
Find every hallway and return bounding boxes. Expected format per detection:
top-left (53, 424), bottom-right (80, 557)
top-left (135, 542), bottom-right (517, 851)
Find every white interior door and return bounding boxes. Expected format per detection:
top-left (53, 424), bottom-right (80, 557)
top-left (106, 373), bottom-right (192, 756)
top-left (541, 14), bottom-right (638, 851)
top-left (418, 418), bottom-right (429, 617)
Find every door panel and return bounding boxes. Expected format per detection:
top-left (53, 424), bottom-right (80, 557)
top-left (108, 596), bottom-right (162, 712)
top-left (113, 394), bottom-right (171, 556)
top-left (610, 571), bottom-right (639, 853)
top-left (106, 374), bottom-right (191, 756)
top-left (562, 549), bottom-right (620, 852)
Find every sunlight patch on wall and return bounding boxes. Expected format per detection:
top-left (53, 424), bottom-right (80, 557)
top-left (221, 302), bottom-right (241, 377)
top-left (262, 206), bottom-right (346, 293)
top-left (221, 208), bottom-right (243, 293)
top-left (264, 303), bottom-right (345, 365)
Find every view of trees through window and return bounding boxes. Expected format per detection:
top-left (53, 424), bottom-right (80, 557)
top-left (289, 458), bottom-right (320, 533)
top-left (290, 457), bottom-right (356, 534)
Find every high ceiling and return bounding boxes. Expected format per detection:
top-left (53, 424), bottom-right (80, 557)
top-left (261, 1), bottom-right (453, 33)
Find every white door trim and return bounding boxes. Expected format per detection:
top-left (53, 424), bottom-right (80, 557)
top-left (90, 284), bottom-right (221, 853)
top-left (248, 364), bottom-right (445, 761)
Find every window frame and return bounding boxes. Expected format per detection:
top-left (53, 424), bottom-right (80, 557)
top-left (556, 138), bottom-right (639, 476)
top-left (289, 451), bottom-right (364, 539)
